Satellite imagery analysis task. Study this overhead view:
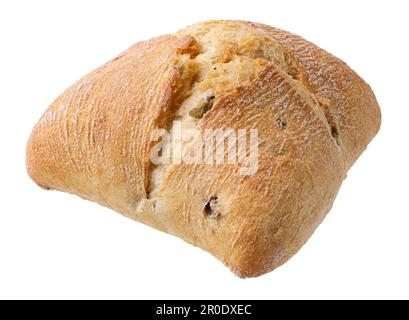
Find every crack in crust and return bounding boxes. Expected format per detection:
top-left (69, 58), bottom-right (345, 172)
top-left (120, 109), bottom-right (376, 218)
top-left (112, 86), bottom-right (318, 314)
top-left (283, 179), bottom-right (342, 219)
top-left (146, 21), bottom-right (344, 203)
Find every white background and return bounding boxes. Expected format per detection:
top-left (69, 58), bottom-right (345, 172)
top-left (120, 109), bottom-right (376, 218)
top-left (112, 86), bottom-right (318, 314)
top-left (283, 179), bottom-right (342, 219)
top-left (0, 0), bottom-right (408, 299)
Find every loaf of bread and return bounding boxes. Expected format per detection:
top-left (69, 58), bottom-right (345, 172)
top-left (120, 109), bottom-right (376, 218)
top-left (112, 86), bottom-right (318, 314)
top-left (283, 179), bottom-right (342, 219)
top-left (26, 20), bottom-right (381, 277)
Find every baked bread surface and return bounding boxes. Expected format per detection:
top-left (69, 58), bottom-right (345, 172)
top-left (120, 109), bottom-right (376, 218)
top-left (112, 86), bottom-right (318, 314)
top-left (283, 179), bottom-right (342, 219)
top-left (26, 21), bottom-right (381, 277)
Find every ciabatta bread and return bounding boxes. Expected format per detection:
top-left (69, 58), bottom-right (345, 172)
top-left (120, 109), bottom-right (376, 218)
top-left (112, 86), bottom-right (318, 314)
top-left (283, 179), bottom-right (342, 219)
top-left (26, 21), bottom-right (381, 278)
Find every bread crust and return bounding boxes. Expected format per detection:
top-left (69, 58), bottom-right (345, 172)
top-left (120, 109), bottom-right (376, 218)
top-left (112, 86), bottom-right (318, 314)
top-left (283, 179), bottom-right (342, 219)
top-left (26, 21), bottom-right (381, 278)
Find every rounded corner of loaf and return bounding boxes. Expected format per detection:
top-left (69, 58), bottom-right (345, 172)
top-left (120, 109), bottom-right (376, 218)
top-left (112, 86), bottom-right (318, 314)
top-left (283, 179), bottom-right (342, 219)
top-left (26, 121), bottom-right (52, 191)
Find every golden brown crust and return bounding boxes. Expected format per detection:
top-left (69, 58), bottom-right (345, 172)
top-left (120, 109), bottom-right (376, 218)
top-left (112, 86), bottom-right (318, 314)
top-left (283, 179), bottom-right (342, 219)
top-left (158, 64), bottom-right (345, 277)
top-left (26, 20), bottom-right (381, 278)
top-left (251, 22), bottom-right (382, 167)
top-left (26, 35), bottom-right (196, 219)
